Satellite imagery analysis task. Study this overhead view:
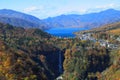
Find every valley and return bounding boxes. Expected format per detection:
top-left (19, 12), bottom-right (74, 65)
top-left (0, 21), bottom-right (120, 80)
top-left (0, 8), bottom-right (120, 80)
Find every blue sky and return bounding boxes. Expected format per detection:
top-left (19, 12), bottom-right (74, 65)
top-left (0, 0), bottom-right (120, 19)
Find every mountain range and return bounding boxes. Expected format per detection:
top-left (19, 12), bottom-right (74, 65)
top-left (44, 9), bottom-right (120, 29)
top-left (0, 9), bottom-right (120, 30)
top-left (0, 9), bottom-right (48, 30)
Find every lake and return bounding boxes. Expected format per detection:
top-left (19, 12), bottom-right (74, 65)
top-left (46, 27), bottom-right (88, 38)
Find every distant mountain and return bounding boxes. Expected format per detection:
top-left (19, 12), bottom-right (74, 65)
top-left (1, 9), bottom-right (120, 30)
top-left (0, 9), bottom-right (48, 30)
top-left (44, 9), bottom-right (120, 29)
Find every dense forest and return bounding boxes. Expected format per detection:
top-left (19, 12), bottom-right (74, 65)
top-left (0, 23), bottom-right (61, 80)
top-left (0, 22), bottom-right (120, 80)
top-left (74, 22), bottom-right (120, 80)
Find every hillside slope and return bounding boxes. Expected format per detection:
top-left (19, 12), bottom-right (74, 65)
top-left (76, 21), bottom-right (120, 34)
top-left (0, 23), bottom-right (60, 80)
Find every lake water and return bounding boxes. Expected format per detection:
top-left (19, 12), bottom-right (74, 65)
top-left (46, 27), bottom-right (88, 38)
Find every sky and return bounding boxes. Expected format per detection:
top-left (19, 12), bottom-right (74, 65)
top-left (0, 0), bottom-right (120, 19)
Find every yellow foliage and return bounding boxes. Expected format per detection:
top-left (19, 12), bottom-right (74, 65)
top-left (3, 57), bottom-right (11, 67)
top-left (95, 41), bottom-right (100, 46)
top-left (39, 55), bottom-right (46, 62)
top-left (64, 49), bottom-right (72, 59)
top-left (108, 29), bottom-right (120, 35)
top-left (81, 40), bottom-right (87, 44)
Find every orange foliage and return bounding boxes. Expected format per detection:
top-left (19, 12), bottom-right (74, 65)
top-left (108, 29), bottom-right (120, 35)
top-left (39, 55), bottom-right (46, 62)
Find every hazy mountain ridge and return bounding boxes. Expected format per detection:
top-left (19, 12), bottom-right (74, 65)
top-left (44, 9), bottom-right (120, 29)
top-left (0, 9), bottom-right (49, 30)
top-left (0, 9), bottom-right (120, 30)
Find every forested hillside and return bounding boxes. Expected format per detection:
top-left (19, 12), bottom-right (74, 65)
top-left (0, 23), bottom-right (61, 80)
top-left (74, 21), bottom-right (120, 80)
top-left (76, 22), bottom-right (120, 33)
top-left (0, 22), bottom-right (119, 80)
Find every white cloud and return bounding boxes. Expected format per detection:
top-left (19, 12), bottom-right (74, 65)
top-left (84, 3), bottom-right (120, 14)
top-left (77, 9), bottom-right (88, 14)
top-left (23, 6), bottom-right (38, 12)
top-left (64, 9), bottom-right (88, 15)
top-left (95, 3), bottom-right (116, 9)
top-left (23, 6), bottom-right (44, 13)
top-left (23, 6), bottom-right (56, 19)
top-left (22, 3), bottom-right (120, 19)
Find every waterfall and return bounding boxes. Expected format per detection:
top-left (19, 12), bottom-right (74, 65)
top-left (58, 51), bottom-right (62, 74)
